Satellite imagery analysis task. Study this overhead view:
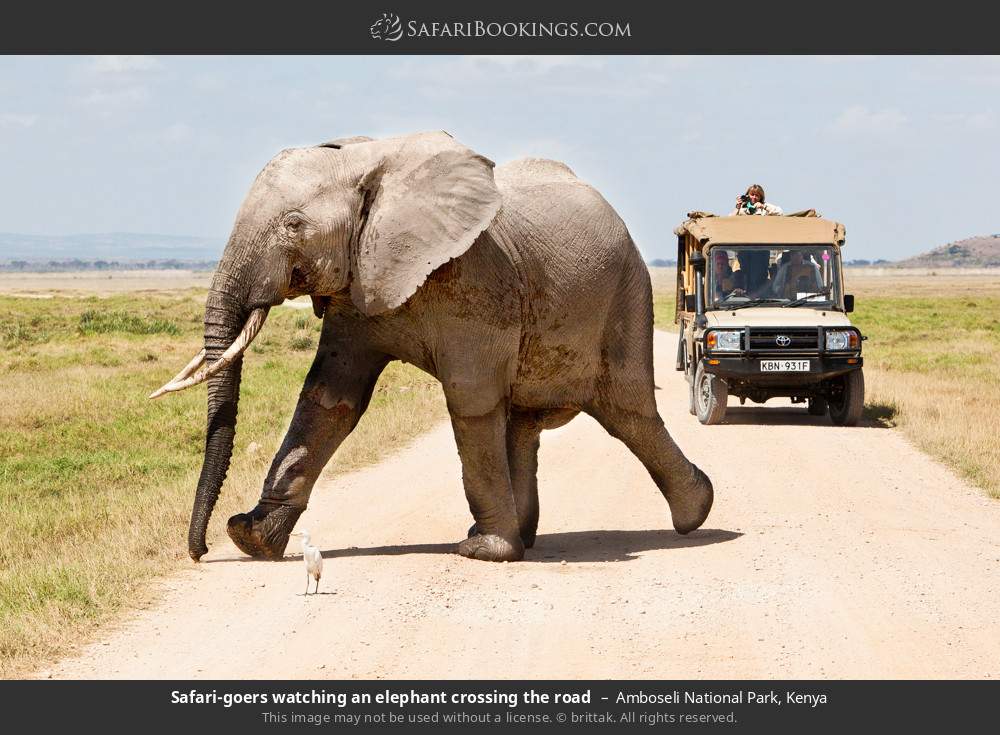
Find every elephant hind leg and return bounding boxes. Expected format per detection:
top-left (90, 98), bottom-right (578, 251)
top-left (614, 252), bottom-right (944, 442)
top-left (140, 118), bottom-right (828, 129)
top-left (506, 409), bottom-right (543, 548)
top-left (467, 406), bottom-right (578, 549)
top-left (586, 399), bottom-right (713, 535)
top-left (583, 255), bottom-right (712, 533)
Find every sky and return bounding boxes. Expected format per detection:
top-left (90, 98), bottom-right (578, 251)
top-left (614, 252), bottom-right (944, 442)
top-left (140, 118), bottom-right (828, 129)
top-left (0, 55), bottom-right (998, 261)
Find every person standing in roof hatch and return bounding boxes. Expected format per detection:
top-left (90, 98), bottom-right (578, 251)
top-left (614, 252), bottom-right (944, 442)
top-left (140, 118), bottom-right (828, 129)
top-left (731, 184), bottom-right (783, 216)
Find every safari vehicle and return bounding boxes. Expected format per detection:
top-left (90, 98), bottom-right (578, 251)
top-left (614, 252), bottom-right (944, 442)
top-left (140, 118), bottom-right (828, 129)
top-left (674, 211), bottom-right (865, 426)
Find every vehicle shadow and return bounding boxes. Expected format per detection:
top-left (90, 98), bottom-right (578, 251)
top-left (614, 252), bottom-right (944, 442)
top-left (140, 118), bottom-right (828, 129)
top-left (718, 404), bottom-right (892, 428)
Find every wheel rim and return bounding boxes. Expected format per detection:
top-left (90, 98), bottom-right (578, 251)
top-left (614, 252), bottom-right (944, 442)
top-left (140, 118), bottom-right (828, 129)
top-left (698, 373), bottom-right (711, 413)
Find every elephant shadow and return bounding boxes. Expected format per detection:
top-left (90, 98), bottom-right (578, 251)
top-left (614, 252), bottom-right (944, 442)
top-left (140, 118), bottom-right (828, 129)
top-left (313, 527), bottom-right (741, 564)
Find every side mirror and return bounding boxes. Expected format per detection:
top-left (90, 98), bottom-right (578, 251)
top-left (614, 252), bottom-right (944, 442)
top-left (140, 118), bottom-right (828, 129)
top-left (690, 250), bottom-right (706, 274)
top-left (844, 294), bottom-right (854, 313)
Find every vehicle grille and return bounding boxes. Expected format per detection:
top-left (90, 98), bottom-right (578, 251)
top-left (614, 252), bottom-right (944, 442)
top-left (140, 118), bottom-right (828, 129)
top-left (747, 327), bottom-right (819, 352)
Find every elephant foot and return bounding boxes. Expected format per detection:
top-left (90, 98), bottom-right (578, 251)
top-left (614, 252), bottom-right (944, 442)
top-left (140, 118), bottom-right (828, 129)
top-left (468, 523), bottom-right (535, 550)
top-left (668, 464), bottom-right (714, 535)
top-left (458, 533), bottom-right (524, 562)
top-left (227, 503), bottom-right (304, 559)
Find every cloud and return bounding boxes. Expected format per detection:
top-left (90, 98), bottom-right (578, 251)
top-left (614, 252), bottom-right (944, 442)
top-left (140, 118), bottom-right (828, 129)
top-left (80, 86), bottom-right (150, 107)
top-left (501, 137), bottom-right (577, 161)
top-left (390, 55), bottom-right (672, 101)
top-left (90, 55), bottom-right (162, 73)
top-left (813, 55), bottom-right (879, 64)
top-left (910, 56), bottom-right (1000, 87)
top-left (938, 111), bottom-right (996, 131)
top-left (390, 55), bottom-right (603, 88)
top-left (465, 55), bottom-right (605, 74)
top-left (0, 112), bottom-right (38, 128)
top-left (830, 105), bottom-right (907, 135)
top-left (161, 122), bottom-right (195, 143)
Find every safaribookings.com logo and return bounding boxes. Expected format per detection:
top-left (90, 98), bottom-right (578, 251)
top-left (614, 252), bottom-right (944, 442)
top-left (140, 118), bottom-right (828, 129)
top-left (370, 13), bottom-right (631, 42)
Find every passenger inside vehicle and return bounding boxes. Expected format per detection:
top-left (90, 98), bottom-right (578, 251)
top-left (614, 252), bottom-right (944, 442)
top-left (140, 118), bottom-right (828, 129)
top-left (771, 250), bottom-right (822, 298)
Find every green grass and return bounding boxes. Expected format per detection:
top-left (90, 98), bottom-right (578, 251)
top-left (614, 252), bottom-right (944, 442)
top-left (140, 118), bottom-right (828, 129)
top-left (78, 309), bottom-right (181, 336)
top-left (650, 268), bottom-right (1000, 499)
top-left (0, 291), bottom-right (447, 677)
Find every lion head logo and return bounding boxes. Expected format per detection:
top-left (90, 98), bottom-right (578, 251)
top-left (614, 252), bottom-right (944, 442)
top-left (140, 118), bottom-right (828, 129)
top-left (370, 13), bottom-right (403, 42)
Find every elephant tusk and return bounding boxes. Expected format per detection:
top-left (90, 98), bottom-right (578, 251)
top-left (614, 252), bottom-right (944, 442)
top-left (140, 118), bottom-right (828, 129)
top-left (148, 308), bottom-right (269, 399)
top-left (149, 348), bottom-right (207, 399)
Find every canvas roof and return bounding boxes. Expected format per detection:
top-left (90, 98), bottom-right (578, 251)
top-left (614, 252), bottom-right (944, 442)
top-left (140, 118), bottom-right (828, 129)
top-left (674, 214), bottom-right (846, 248)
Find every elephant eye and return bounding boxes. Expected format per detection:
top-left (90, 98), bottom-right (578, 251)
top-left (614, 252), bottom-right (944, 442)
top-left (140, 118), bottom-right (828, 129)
top-left (285, 215), bottom-right (303, 234)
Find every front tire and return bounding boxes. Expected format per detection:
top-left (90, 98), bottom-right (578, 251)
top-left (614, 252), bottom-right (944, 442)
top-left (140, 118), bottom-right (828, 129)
top-left (695, 361), bottom-right (728, 425)
top-left (829, 370), bottom-right (864, 426)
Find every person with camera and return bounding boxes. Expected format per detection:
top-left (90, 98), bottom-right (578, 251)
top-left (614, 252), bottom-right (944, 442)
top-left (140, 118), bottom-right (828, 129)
top-left (731, 184), bottom-right (783, 216)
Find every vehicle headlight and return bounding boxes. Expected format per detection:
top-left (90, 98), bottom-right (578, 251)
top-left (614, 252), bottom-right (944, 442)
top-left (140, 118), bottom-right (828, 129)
top-left (825, 330), bottom-right (859, 351)
top-left (707, 330), bottom-right (742, 352)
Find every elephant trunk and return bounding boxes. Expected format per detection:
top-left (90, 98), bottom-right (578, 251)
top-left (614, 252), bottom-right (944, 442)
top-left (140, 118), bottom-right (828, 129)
top-left (187, 286), bottom-right (249, 561)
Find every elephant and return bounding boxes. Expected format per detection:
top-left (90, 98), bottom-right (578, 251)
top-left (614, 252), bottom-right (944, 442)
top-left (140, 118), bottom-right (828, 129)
top-left (151, 131), bottom-right (713, 563)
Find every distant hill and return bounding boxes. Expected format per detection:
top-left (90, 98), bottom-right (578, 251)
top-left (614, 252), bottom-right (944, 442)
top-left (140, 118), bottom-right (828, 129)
top-left (895, 235), bottom-right (1000, 268)
top-left (0, 232), bottom-right (223, 262)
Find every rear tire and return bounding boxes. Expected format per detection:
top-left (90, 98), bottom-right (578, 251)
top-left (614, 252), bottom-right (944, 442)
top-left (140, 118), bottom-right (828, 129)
top-left (807, 397), bottom-right (828, 416)
top-left (695, 361), bottom-right (728, 425)
top-left (829, 370), bottom-right (864, 426)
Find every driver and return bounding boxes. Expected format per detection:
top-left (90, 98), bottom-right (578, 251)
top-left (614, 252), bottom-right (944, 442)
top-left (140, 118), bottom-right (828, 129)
top-left (771, 250), bottom-right (822, 298)
top-left (713, 250), bottom-right (753, 300)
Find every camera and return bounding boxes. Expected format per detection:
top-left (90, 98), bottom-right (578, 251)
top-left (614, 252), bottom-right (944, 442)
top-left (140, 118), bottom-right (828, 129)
top-left (739, 194), bottom-right (757, 214)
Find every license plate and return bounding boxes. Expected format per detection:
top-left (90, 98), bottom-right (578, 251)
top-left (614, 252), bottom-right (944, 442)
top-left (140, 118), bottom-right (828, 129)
top-left (760, 360), bottom-right (810, 372)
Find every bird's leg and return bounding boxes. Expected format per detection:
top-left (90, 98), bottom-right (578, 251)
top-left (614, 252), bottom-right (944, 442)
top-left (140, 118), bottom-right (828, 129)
top-left (315, 576), bottom-right (321, 595)
top-left (305, 574), bottom-right (310, 596)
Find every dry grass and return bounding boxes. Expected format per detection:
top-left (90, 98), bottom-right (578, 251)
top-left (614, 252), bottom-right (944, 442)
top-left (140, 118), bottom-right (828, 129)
top-left (0, 287), bottom-right (447, 678)
top-left (649, 266), bottom-right (1000, 500)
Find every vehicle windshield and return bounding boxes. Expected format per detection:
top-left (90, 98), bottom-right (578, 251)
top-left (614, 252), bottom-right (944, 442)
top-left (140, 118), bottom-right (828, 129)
top-left (706, 245), bottom-right (842, 310)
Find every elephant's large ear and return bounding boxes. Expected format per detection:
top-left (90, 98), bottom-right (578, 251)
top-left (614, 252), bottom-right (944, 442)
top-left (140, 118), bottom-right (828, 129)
top-left (350, 131), bottom-right (502, 316)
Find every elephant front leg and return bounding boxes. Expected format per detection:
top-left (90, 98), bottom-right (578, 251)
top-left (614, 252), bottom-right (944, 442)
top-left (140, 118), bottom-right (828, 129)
top-left (451, 401), bottom-right (525, 562)
top-left (227, 350), bottom-right (387, 559)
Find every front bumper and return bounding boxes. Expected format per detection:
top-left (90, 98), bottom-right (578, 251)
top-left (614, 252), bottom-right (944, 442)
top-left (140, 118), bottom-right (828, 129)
top-left (701, 354), bottom-right (863, 384)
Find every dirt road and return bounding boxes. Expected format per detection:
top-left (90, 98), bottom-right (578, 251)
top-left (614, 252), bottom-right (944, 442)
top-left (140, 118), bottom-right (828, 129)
top-left (42, 331), bottom-right (1000, 679)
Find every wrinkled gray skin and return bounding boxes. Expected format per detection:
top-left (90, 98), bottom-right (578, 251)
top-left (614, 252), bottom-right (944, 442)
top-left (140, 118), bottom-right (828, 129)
top-left (183, 131), bottom-right (713, 563)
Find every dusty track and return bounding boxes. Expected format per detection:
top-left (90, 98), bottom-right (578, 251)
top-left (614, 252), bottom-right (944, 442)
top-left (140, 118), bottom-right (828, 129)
top-left (42, 331), bottom-right (1000, 679)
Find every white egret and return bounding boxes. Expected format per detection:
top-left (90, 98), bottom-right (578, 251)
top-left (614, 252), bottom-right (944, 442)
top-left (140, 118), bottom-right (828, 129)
top-left (291, 530), bottom-right (323, 595)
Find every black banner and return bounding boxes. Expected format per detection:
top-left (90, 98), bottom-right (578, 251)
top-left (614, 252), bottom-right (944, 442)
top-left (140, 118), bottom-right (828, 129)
top-left (1, 0), bottom-right (999, 54)
top-left (2, 681), bottom-right (997, 732)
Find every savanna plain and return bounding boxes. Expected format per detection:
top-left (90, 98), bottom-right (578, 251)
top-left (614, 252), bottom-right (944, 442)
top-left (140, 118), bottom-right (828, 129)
top-left (1, 267), bottom-right (999, 678)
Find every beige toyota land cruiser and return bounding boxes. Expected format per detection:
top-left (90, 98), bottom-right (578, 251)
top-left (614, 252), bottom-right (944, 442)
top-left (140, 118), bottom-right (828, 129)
top-left (674, 211), bottom-right (865, 425)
